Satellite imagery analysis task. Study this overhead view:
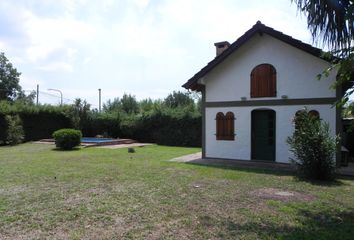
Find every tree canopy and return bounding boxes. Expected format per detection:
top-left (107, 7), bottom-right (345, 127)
top-left (163, 91), bottom-right (195, 108)
top-left (293, 0), bottom-right (353, 51)
top-left (293, 0), bottom-right (353, 110)
top-left (0, 52), bottom-right (22, 101)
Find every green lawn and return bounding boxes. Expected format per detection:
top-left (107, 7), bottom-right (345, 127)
top-left (0, 143), bottom-right (353, 239)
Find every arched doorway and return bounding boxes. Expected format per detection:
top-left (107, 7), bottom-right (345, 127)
top-left (251, 109), bottom-right (276, 161)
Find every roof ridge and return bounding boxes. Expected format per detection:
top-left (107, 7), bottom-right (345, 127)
top-left (183, 21), bottom-right (328, 90)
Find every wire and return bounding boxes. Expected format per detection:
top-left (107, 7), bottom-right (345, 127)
top-left (0, 88), bottom-right (99, 107)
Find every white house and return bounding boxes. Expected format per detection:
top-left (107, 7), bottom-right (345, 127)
top-left (183, 21), bottom-right (342, 163)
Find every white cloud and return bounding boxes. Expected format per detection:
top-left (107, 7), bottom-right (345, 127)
top-left (38, 62), bottom-right (73, 72)
top-left (19, 75), bottom-right (42, 90)
top-left (0, 41), bottom-right (5, 49)
top-left (22, 10), bottom-right (96, 62)
top-left (82, 57), bottom-right (92, 65)
top-left (133, 0), bottom-right (150, 9)
top-left (66, 48), bottom-right (78, 59)
top-left (0, 0), bottom-right (315, 105)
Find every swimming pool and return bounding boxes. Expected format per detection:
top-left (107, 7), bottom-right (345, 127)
top-left (80, 137), bottom-right (136, 146)
top-left (39, 137), bottom-right (136, 147)
top-left (81, 137), bottom-right (116, 143)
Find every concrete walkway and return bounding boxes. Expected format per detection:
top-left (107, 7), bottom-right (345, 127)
top-left (169, 152), bottom-right (202, 162)
top-left (338, 162), bottom-right (354, 177)
top-left (169, 152), bottom-right (294, 172)
top-left (170, 153), bottom-right (354, 177)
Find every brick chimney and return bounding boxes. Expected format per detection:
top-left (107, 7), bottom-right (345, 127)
top-left (214, 41), bottom-right (230, 56)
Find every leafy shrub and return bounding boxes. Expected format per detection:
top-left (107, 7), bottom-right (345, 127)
top-left (0, 113), bottom-right (7, 144)
top-left (0, 102), bottom-right (73, 141)
top-left (3, 115), bottom-right (24, 145)
top-left (52, 128), bottom-right (82, 150)
top-left (120, 108), bottom-right (201, 147)
top-left (287, 110), bottom-right (338, 180)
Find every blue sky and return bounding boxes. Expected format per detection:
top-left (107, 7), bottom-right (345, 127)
top-left (0, 0), bottom-right (315, 107)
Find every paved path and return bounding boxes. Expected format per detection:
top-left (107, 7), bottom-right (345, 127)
top-left (170, 153), bottom-right (354, 177)
top-left (169, 152), bottom-right (202, 162)
top-left (169, 152), bottom-right (294, 172)
top-left (338, 162), bottom-right (354, 177)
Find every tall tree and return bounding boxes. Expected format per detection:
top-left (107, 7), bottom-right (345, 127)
top-left (120, 93), bottom-right (139, 114)
top-left (0, 52), bottom-right (22, 101)
top-left (103, 94), bottom-right (139, 114)
top-left (103, 97), bottom-right (122, 113)
top-left (164, 91), bottom-right (195, 108)
top-left (72, 98), bottom-right (92, 129)
top-left (292, 0), bottom-right (353, 107)
top-left (293, 0), bottom-right (353, 50)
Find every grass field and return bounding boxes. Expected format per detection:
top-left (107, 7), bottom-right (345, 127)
top-left (0, 143), bottom-right (353, 239)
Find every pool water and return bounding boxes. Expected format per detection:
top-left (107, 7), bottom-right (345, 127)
top-left (81, 137), bottom-right (116, 143)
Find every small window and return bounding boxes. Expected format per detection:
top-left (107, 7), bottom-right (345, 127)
top-left (216, 112), bottom-right (235, 140)
top-left (294, 110), bottom-right (306, 130)
top-left (250, 64), bottom-right (276, 98)
top-left (294, 110), bottom-right (320, 130)
top-left (309, 110), bottom-right (320, 120)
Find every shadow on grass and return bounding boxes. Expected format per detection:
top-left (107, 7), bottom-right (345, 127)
top-left (51, 147), bottom-right (81, 152)
top-left (186, 160), bottom-right (352, 184)
top-left (201, 207), bottom-right (354, 240)
top-left (186, 161), bottom-right (295, 177)
top-left (292, 176), bottom-right (348, 186)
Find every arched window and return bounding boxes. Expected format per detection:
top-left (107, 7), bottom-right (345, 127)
top-left (216, 112), bottom-right (235, 140)
top-left (309, 110), bottom-right (320, 120)
top-left (216, 112), bottom-right (225, 140)
top-left (250, 64), bottom-right (276, 98)
top-left (294, 110), bottom-right (306, 130)
top-left (294, 110), bottom-right (320, 130)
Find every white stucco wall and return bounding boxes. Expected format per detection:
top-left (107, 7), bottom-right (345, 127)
top-left (204, 34), bottom-right (337, 102)
top-left (205, 105), bottom-right (336, 163)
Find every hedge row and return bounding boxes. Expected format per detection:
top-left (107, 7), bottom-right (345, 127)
top-left (0, 113), bottom-right (8, 143)
top-left (0, 104), bottom-right (73, 142)
top-left (0, 106), bottom-right (201, 147)
top-left (0, 112), bottom-right (72, 142)
top-left (81, 110), bottom-right (201, 147)
top-left (120, 111), bottom-right (201, 147)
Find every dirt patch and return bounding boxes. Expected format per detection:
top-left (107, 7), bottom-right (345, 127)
top-left (251, 188), bottom-right (315, 202)
top-left (0, 185), bottom-right (27, 195)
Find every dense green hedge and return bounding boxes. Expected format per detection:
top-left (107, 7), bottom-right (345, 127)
top-left (81, 113), bottom-right (121, 138)
top-left (0, 103), bottom-right (73, 141)
top-left (0, 102), bottom-right (201, 147)
top-left (0, 113), bottom-right (8, 144)
top-left (20, 111), bottom-right (72, 141)
top-left (119, 110), bottom-right (201, 147)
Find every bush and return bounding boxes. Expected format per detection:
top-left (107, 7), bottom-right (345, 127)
top-left (52, 128), bottom-right (82, 150)
top-left (0, 113), bottom-right (7, 144)
top-left (120, 108), bottom-right (201, 147)
top-left (5, 115), bottom-right (24, 145)
top-left (287, 110), bottom-right (338, 180)
top-left (81, 113), bottom-right (121, 138)
top-left (0, 102), bottom-right (73, 141)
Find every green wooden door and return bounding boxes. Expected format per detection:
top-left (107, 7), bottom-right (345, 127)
top-left (251, 110), bottom-right (275, 161)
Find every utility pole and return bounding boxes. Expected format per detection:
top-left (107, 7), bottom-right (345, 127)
top-left (36, 84), bottom-right (39, 105)
top-left (98, 88), bottom-right (101, 112)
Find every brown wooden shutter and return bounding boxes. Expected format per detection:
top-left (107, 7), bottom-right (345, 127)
top-left (216, 112), bottom-right (235, 140)
top-left (225, 112), bottom-right (235, 140)
top-left (251, 64), bottom-right (276, 98)
top-left (309, 110), bottom-right (320, 120)
top-left (216, 112), bottom-right (224, 140)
